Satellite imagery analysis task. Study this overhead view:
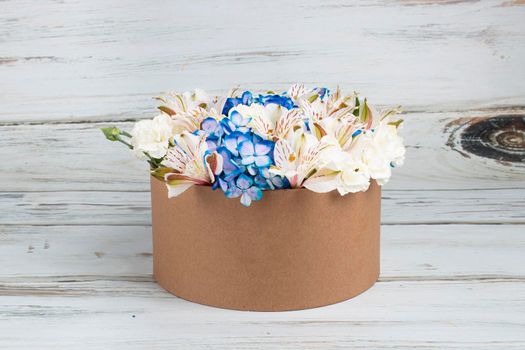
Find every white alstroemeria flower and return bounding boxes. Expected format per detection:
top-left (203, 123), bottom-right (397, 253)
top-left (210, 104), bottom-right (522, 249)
top-left (271, 130), bottom-right (337, 188)
top-left (314, 114), bottom-right (359, 151)
top-left (130, 114), bottom-right (177, 159)
top-left (156, 89), bottom-right (219, 133)
top-left (296, 87), bottom-right (359, 130)
top-left (298, 94), bottom-right (329, 123)
top-left (160, 89), bottom-right (211, 115)
top-left (287, 84), bottom-right (308, 101)
top-left (231, 103), bottom-right (303, 140)
top-left (161, 131), bottom-right (223, 197)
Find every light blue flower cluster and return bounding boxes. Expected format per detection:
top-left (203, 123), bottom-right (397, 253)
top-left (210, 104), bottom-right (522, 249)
top-left (200, 98), bottom-right (291, 206)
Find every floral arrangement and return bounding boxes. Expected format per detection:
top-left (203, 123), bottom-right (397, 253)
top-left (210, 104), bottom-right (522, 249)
top-left (102, 85), bottom-right (405, 207)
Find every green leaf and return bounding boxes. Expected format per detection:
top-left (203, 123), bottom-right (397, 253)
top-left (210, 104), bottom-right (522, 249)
top-left (151, 166), bottom-right (174, 180)
top-left (360, 98), bottom-right (369, 123)
top-left (353, 96), bottom-right (360, 116)
top-left (144, 153), bottom-right (163, 169)
top-left (307, 94), bottom-right (318, 103)
top-left (388, 119), bottom-right (404, 128)
top-left (100, 127), bottom-right (121, 142)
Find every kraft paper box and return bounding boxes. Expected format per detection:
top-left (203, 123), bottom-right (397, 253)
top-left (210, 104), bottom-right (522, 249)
top-left (150, 176), bottom-right (381, 312)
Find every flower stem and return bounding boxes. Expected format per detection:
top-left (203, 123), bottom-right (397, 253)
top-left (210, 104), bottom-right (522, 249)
top-left (116, 137), bottom-right (133, 149)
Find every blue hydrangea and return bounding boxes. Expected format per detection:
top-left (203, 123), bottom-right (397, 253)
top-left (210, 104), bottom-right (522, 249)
top-left (224, 173), bottom-right (263, 207)
top-left (200, 112), bottom-right (290, 207)
top-left (222, 90), bottom-right (296, 116)
top-left (254, 94), bottom-right (295, 109)
top-left (314, 87), bottom-right (330, 100)
top-left (221, 110), bottom-right (251, 134)
top-left (199, 117), bottom-right (224, 151)
top-left (221, 91), bottom-right (253, 116)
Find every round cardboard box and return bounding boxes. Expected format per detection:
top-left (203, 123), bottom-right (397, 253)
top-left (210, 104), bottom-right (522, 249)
top-left (150, 176), bottom-right (380, 311)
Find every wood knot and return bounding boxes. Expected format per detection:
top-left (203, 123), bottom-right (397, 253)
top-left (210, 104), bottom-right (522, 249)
top-left (455, 115), bottom-right (525, 163)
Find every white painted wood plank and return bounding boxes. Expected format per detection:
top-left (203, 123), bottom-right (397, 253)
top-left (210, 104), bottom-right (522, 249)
top-left (2, 187), bottom-right (524, 225)
top-left (1, 1), bottom-right (524, 346)
top-left (0, 225), bottom-right (153, 281)
top-left (0, 281), bottom-right (524, 349)
top-left (0, 225), bottom-right (523, 283)
top-left (1, 0), bottom-right (525, 123)
top-left (1, 110), bottom-right (524, 192)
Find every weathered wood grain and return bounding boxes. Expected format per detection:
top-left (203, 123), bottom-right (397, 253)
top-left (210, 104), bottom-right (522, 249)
top-left (1, 110), bottom-right (524, 192)
top-left (1, 0), bottom-right (525, 347)
top-left (1, 281), bottom-right (524, 349)
top-left (1, 0), bottom-right (524, 123)
top-left (0, 225), bottom-right (523, 284)
top-left (1, 187), bottom-right (524, 225)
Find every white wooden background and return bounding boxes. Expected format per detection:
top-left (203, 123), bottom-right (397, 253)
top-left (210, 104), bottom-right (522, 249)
top-left (1, 0), bottom-right (525, 348)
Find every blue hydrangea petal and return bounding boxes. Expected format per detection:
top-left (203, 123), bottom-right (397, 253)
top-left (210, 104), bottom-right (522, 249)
top-left (222, 99), bottom-right (239, 116)
top-left (206, 140), bottom-right (218, 152)
top-left (254, 173), bottom-right (267, 187)
top-left (240, 192), bottom-right (252, 207)
top-left (201, 117), bottom-right (217, 132)
top-left (255, 94), bottom-right (295, 109)
top-left (221, 92), bottom-right (253, 116)
top-left (235, 163), bottom-right (247, 173)
top-left (241, 155), bottom-right (256, 165)
top-left (216, 146), bottom-right (232, 161)
top-left (224, 135), bottom-right (239, 155)
top-left (251, 133), bottom-right (263, 144)
top-left (236, 126), bottom-right (251, 134)
top-left (271, 175), bottom-right (285, 188)
top-left (216, 147), bottom-right (238, 173)
top-left (237, 133), bottom-right (250, 144)
top-left (219, 118), bottom-right (235, 134)
top-left (254, 140), bottom-right (273, 155)
top-left (236, 174), bottom-right (253, 190)
top-left (224, 171), bottom-right (239, 182)
top-left (241, 91), bottom-right (253, 105)
top-left (218, 177), bottom-right (228, 192)
top-left (225, 186), bottom-right (242, 198)
top-left (246, 187), bottom-right (263, 201)
top-left (259, 167), bottom-right (270, 178)
top-left (246, 164), bottom-right (258, 176)
top-left (254, 155), bottom-right (271, 167)
top-left (224, 161), bottom-right (240, 175)
top-left (315, 87), bottom-right (330, 100)
top-left (230, 111), bottom-right (243, 125)
top-left (238, 140), bottom-right (255, 157)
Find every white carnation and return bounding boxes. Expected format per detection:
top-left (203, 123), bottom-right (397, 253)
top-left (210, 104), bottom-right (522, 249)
top-left (336, 164), bottom-right (371, 195)
top-left (326, 148), bottom-right (371, 195)
top-left (379, 123), bottom-right (406, 167)
top-left (353, 123), bottom-right (405, 185)
top-left (301, 140), bottom-right (370, 195)
top-left (130, 114), bottom-right (176, 159)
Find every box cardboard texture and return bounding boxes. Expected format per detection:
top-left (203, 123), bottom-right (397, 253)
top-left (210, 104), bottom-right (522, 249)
top-left (150, 176), bottom-right (381, 311)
